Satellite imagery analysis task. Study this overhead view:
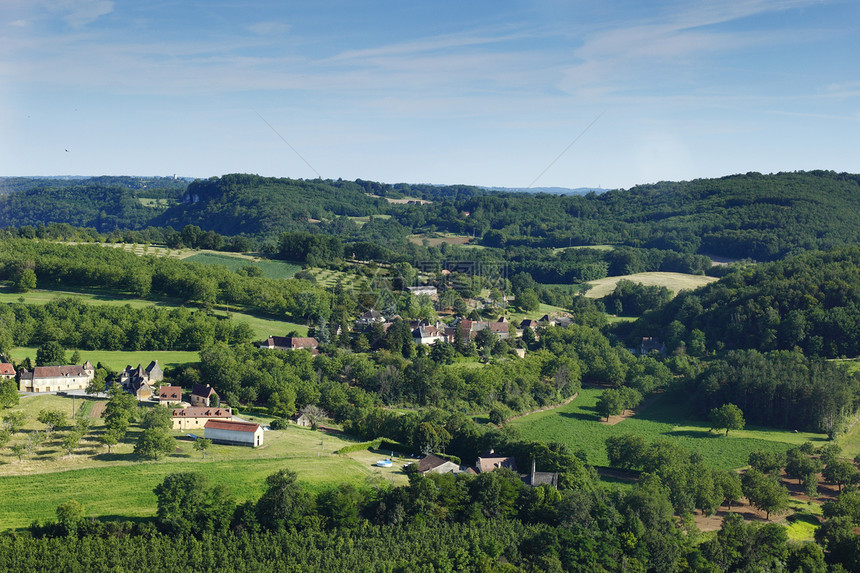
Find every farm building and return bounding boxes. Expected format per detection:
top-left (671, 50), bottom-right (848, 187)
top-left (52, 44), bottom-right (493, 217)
top-left (172, 406), bottom-right (232, 430)
top-left (204, 420), bottom-right (263, 447)
top-left (158, 385), bottom-right (183, 405)
top-left (475, 449), bottom-right (518, 473)
top-left (260, 336), bottom-right (319, 354)
top-left (292, 412), bottom-right (313, 427)
top-left (19, 363), bottom-right (94, 393)
top-left (415, 454), bottom-right (461, 475)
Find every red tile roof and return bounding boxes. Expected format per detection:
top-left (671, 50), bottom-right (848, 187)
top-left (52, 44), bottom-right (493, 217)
top-left (172, 407), bottom-right (232, 418)
top-left (0, 363), bottom-right (15, 376)
top-left (204, 420), bottom-right (260, 432)
top-left (159, 386), bottom-right (182, 400)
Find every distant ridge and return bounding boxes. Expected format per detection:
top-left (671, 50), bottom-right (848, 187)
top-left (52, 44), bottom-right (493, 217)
top-left (481, 186), bottom-right (608, 195)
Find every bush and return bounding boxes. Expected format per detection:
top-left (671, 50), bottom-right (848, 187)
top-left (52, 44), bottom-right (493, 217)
top-left (269, 418), bottom-right (289, 430)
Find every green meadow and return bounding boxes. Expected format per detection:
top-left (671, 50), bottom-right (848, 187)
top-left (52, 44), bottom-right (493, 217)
top-left (510, 388), bottom-right (828, 470)
top-left (0, 395), bottom-right (408, 530)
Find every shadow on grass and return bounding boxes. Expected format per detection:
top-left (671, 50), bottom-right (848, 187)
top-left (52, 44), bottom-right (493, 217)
top-left (559, 408), bottom-right (601, 422)
top-left (92, 452), bottom-right (137, 462)
top-left (668, 429), bottom-right (724, 439)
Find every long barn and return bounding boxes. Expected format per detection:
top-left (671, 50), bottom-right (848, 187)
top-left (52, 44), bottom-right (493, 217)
top-left (203, 420), bottom-right (263, 447)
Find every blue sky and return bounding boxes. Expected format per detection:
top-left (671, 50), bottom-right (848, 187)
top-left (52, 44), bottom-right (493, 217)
top-left (1, 0), bottom-right (857, 189)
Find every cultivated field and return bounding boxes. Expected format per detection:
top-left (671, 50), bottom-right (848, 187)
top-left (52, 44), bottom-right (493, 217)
top-left (582, 272), bottom-right (718, 299)
top-left (510, 388), bottom-right (827, 470)
top-left (0, 394), bottom-right (409, 529)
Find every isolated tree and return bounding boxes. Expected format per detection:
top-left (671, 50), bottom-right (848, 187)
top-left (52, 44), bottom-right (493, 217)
top-left (99, 429), bottom-right (121, 454)
top-left (10, 443), bottom-right (25, 461)
top-left (709, 403), bottom-right (745, 436)
top-left (69, 350), bottom-right (81, 365)
top-left (37, 409), bottom-right (66, 435)
top-left (0, 430), bottom-right (10, 449)
top-left (596, 389), bottom-right (625, 421)
top-left (134, 427), bottom-right (175, 460)
top-left (193, 438), bottom-right (212, 459)
top-left (61, 431), bottom-right (84, 456)
top-left (2, 411), bottom-right (26, 433)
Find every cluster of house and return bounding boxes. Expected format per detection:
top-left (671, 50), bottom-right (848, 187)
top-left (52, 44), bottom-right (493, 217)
top-left (259, 336), bottom-right (319, 354)
top-left (148, 382), bottom-right (264, 447)
top-left (412, 449), bottom-right (559, 488)
top-left (355, 310), bottom-right (579, 347)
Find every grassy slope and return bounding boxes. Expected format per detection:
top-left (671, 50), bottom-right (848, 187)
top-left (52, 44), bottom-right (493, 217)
top-left (183, 252), bottom-right (300, 279)
top-left (0, 395), bottom-right (408, 529)
top-left (510, 388), bottom-right (827, 470)
top-left (583, 272), bottom-right (718, 299)
top-left (10, 348), bottom-right (199, 371)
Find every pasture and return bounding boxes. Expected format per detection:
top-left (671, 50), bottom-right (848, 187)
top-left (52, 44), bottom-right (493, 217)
top-left (0, 394), bottom-right (408, 530)
top-left (582, 272), bottom-right (718, 299)
top-left (510, 388), bottom-right (827, 470)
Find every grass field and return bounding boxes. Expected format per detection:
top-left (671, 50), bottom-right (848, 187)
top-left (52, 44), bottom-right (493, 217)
top-left (9, 348), bottom-right (200, 371)
top-left (407, 233), bottom-right (473, 247)
top-left (348, 214), bottom-right (392, 227)
top-left (184, 252), bottom-right (300, 279)
top-left (510, 388), bottom-right (828, 470)
top-left (0, 395), bottom-right (410, 529)
top-left (583, 272), bottom-right (718, 299)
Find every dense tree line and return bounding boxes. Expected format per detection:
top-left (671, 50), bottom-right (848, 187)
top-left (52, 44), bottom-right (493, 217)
top-left (0, 298), bottom-right (252, 353)
top-left (0, 239), bottom-right (333, 323)
top-left (688, 349), bottom-right (860, 436)
top-left (636, 245), bottom-right (860, 357)
top-left (401, 170), bottom-right (860, 260)
top-left (10, 455), bottom-right (837, 573)
top-left (0, 177), bottom-right (186, 232)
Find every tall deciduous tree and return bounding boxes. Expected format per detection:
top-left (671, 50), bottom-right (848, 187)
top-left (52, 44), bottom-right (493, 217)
top-left (709, 403), bottom-right (745, 436)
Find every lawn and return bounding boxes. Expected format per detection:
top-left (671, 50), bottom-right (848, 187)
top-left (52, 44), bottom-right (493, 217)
top-left (0, 395), bottom-right (409, 530)
top-left (583, 272), bottom-right (718, 299)
top-left (510, 388), bottom-right (828, 470)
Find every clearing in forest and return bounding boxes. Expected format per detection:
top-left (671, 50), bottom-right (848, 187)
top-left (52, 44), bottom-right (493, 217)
top-left (583, 272), bottom-right (718, 299)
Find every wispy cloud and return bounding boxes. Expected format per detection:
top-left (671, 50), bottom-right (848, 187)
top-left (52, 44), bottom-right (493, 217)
top-left (48, 0), bottom-right (115, 27)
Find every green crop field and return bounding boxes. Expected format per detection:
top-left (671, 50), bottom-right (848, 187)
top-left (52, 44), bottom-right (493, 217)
top-left (583, 272), bottom-right (718, 299)
top-left (184, 252), bottom-right (300, 279)
top-left (510, 388), bottom-right (828, 470)
top-left (0, 395), bottom-right (409, 530)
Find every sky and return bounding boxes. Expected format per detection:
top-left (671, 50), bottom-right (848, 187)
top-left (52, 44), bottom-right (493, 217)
top-left (1, 0), bottom-right (858, 190)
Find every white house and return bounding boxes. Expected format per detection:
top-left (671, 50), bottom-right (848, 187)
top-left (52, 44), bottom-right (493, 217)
top-left (19, 364), bottom-right (94, 393)
top-left (204, 419), bottom-right (263, 447)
